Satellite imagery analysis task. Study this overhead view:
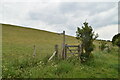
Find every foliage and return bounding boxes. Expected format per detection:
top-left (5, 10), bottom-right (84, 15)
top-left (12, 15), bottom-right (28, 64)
top-left (112, 33), bottom-right (120, 48)
top-left (53, 60), bottom-right (73, 75)
top-left (76, 22), bottom-right (98, 59)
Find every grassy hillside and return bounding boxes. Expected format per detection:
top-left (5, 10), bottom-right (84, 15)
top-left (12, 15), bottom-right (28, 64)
top-left (2, 24), bottom-right (118, 78)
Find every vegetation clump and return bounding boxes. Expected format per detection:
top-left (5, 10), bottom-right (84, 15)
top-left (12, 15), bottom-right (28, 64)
top-left (99, 41), bottom-right (110, 53)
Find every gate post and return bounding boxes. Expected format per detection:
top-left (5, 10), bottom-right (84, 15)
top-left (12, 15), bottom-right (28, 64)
top-left (80, 44), bottom-right (84, 62)
top-left (62, 31), bottom-right (65, 59)
top-left (78, 44), bottom-right (81, 59)
top-left (64, 44), bottom-right (67, 59)
top-left (62, 46), bottom-right (65, 59)
top-left (81, 44), bottom-right (83, 54)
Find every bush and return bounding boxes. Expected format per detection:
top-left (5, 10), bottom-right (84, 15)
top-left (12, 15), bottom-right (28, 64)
top-left (112, 33), bottom-right (120, 47)
top-left (76, 22), bottom-right (98, 61)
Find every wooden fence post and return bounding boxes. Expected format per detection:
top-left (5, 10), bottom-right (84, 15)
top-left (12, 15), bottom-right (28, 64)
top-left (33, 45), bottom-right (36, 57)
top-left (55, 44), bottom-right (58, 58)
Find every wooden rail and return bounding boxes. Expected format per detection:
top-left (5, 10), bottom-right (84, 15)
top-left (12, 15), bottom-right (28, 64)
top-left (65, 45), bottom-right (79, 47)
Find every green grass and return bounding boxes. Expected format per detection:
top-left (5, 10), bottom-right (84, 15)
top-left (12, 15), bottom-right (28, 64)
top-left (2, 24), bottom-right (119, 78)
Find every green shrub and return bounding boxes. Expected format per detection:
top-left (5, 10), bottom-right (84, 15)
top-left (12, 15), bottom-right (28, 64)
top-left (76, 22), bottom-right (98, 61)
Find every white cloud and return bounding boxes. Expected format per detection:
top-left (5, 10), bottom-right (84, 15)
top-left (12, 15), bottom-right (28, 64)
top-left (95, 24), bottom-right (118, 40)
top-left (0, 2), bottom-right (118, 40)
top-left (89, 5), bottom-right (118, 28)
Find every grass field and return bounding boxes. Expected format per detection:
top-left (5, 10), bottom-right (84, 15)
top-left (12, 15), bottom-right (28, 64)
top-left (2, 24), bottom-right (119, 78)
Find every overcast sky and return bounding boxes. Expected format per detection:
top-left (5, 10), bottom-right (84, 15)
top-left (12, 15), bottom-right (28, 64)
top-left (0, 0), bottom-right (119, 40)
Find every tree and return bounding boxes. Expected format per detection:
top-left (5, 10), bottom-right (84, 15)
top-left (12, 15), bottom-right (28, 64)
top-left (76, 22), bottom-right (98, 61)
top-left (112, 33), bottom-right (120, 48)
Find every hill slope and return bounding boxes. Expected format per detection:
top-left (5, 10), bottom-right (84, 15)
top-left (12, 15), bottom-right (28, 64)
top-left (2, 24), bottom-right (118, 78)
top-left (2, 24), bottom-right (78, 58)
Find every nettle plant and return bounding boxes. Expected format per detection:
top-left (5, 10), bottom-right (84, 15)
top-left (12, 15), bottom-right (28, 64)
top-left (76, 22), bottom-right (98, 62)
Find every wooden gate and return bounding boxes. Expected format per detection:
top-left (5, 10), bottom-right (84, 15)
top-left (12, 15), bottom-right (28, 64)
top-left (62, 44), bottom-right (82, 59)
